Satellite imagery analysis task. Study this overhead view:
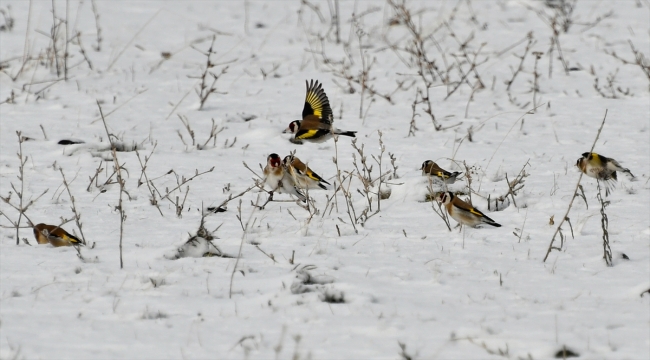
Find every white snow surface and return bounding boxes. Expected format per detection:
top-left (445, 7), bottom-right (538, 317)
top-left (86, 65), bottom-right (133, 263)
top-left (1, 1), bottom-right (649, 359)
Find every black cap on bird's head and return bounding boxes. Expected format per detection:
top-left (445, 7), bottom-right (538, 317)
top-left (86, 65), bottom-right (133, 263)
top-left (421, 160), bottom-right (433, 170)
top-left (267, 153), bottom-right (281, 167)
top-left (577, 152), bottom-right (591, 167)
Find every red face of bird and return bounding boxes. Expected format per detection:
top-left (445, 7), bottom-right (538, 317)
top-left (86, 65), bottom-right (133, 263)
top-left (282, 121), bottom-right (300, 134)
top-left (436, 191), bottom-right (452, 205)
top-left (421, 160), bottom-right (432, 171)
top-left (267, 153), bottom-right (282, 168)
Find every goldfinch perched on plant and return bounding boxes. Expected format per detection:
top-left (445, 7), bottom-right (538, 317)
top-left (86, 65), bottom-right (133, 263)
top-left (33, 223), bottom-right (84, 247)
top-left (436, 192), bottom-right (501, 228)
top-left (421, 160), bottom-right (462, 184)
top-left (577, 152), bottom-right (634, 182)
top-left (283, 155), bottom-right (331, 190)
top-left (283, 80), bottom-right (356, 144)
top-left (263, 153), bottom-right (306, 202)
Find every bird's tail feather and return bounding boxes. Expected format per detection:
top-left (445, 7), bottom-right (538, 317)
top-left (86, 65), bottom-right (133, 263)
top-left (294, 188), bottom-right (307, 202)
top-left (335, 131), bottom-right (356, 138)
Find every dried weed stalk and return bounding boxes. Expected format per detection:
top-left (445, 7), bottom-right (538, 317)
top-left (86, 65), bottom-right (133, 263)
top-left (135, 144), bottom-right (163, 216)
top-left (0, 132), bottom-right (48, 244)
top-left (177, 115), bottom-right (225, 150)
top-left (544, 110), bottom-right (607, 262)
top-left (59, 167), bottom-right (87, 245)
top-left (229, 199), bottom-right (260, 298)
top-left (596, 182), bottom-right (613, 266)
top-left (190, 35), bottom-right (230, 110)
top-left (605, 40), bottom-right (650, 82)
top-left (98, 100), bottom-right (129, 268)
top-left (332, 136), bottom-right (358, 234)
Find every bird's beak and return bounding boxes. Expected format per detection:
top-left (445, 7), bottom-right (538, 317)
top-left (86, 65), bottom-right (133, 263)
top-left (282, 128), bottom-right (290, 134)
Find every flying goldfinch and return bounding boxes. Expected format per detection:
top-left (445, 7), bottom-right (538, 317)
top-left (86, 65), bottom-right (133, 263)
top-left (436, 192), bottom-right (501, 228)
top-left (421, 160), bottom-right (462, 184)
top-left (577, 152), bottom-right (634, 195)
top-left (577, 152), bottom-right (634, 181)
top-left (283, 155), bottom-right (331, 190)
top-left (283, 80), bottom-right (356, 144)
top-left (33, 223), bottom-right (84, 247)
top-left (263, 153), bottom-right (306, 202)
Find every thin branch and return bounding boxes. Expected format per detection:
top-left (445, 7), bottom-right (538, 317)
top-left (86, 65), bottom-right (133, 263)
top-left (544, 109), bottom-right (607, 262)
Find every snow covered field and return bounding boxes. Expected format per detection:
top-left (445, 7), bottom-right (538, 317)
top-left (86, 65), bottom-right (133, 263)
top-left (1, 0), bottom-right (649, 358)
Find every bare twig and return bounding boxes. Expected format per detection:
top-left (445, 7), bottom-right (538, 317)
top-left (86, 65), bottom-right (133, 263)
top-left (544, 110), bottom-right (607, 262)
top-left (135, 145), bottom-right (163, 216)
top-left (597, 182), bottom-right (613, 266)
top-left (191, 35), bottom-right (230, 110)
top-left (506, 33), bottom-right (534, 91)
top-left (59, 168), bottom-right (87, 245)
top-left (333, 136), bottom-right (358, 234)
top-left (90, 0), bottom-right (102, 51)
top-left (1, 132), bottom-right (46, 244)
top-left (229, 198), bottom-right (259, 298)
top-left (97, 100), bottom-right (126, 268)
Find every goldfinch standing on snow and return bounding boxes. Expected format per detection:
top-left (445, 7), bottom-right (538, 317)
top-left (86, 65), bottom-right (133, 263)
top-left (421, 160), bottom-right (462, 184)
top-left (283, 80), bottom-right (356, 144)
top-left (436, 192), bottom-right (501, 228)
top-left (33, 223), bottom-right (84, 247)
top-left (283, 155), bottom-right (331, 190)
top-left (263, 153), bottom-right (306, 202)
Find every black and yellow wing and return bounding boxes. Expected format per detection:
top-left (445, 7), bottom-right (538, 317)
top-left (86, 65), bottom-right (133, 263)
top-left (451, 195), bottom-right (496, 223)
top-left (297, 166), bottom-right (330, 185)
top-left (302, 80), bottom-right (333, 125)
top-left (54, 230), bottom-right (83, 245)
top-left (295, 128), bottom-right (331, 141)
top-left (463, 206), bottom-right (498, 225)
top-left (434, 169), bottom-right (453, 179)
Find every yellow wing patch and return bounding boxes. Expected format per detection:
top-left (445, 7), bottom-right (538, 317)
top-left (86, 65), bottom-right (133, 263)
top-left (469, 208), bottom-right (485, 217)
top-left (305, 90), bottom-right (323, 118)
top-left (66, 236), bottom-right (82, 244)
top-left (305, 170), bottom-right (322, 182)
top-left (297, 129), bottom-right (319, 139)
top-left (55, 234), bottom-right (81, 244)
